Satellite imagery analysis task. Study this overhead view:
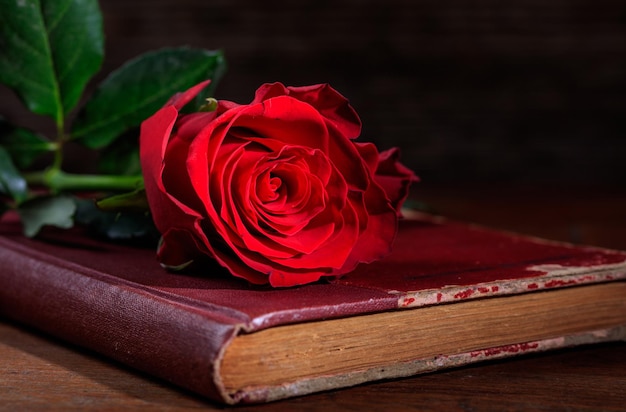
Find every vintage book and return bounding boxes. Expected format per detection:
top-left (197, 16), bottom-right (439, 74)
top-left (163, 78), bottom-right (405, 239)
top-left (0, 212), bottom-right (625, 404)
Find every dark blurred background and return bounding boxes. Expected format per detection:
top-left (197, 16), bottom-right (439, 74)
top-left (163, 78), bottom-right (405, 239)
top-left (2, 0), bottom-right (626, 188)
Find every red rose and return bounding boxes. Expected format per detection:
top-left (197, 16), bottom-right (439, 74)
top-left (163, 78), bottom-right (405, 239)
top-left (140, 81), bottom-right (417, 287)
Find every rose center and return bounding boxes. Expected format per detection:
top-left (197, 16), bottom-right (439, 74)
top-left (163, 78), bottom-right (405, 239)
top-left (258, 172), bottom-right (283, 202)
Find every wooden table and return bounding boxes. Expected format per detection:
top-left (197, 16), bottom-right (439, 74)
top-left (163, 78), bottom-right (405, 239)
top-left (1, 184), bottom-right (625, 411)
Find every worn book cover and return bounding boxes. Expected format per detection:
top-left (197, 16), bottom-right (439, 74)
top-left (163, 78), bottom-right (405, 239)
top-left (0, 213), bottom-right (625, 404)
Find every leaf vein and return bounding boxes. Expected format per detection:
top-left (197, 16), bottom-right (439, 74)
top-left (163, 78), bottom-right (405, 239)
top-left (73, 62), bottom-right (215, 136)
top-left (0, 26), bottom-right (56, 96)
top-left (1, 18), bottom-right (49, 60)
top-left (46, 0), bottom-right (73, 34)
top-left (36, 0), bottom-right (63, 123)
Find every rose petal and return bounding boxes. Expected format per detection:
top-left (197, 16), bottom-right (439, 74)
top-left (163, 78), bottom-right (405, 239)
top-left (354, 141), bottom-right (379, 173)
top-left (253, 83), bottom-right (361, 140)
top-left (211, 143), bottom-right (304, 260)
top-left (268, 268), bottom-right (327, 288)
top-left (186, 108), bottom-right (242, 218)
top-left (165, 79), bottom-right (212, 111)
top-left (287, 84), bottom-right (362, 139)
top-left (327, 133), bottom-right (371, 192)
top-left (375, 147), bottom-right (419, 214)
top-left (161, 134), bottom-right (206, 213)
top-left (238, 96), bottom-right (331, 151)
top-left (175, 112), bottom-right (218, 142)
top-left (272, 201), bottom-right (359, 270)
top-left (140, 105), bottom-right (198, 234)
top-left (158, 227), bottom-right (209, 270)
top-left (342, 180), bottom-right (398, 267)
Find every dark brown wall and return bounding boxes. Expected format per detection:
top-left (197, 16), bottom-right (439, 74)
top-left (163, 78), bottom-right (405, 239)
top-left (3, 0), bottom-right (626, 186)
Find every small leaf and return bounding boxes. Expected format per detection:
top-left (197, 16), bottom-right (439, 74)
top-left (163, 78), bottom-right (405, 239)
top-left (75, 198), bottom-right (158, 242)
top-left (17, 194), bottom-right (76, 237)
top-left (96, 187), bottom-right (149, 213)
top-left (72, 47), bottom-right (227, 149)
top-left (0, 145), bottom-right (28, 203)
top-left (0, 117), bottom-right (55, 168)
top-left (0, 0), bottom-right (104, 123)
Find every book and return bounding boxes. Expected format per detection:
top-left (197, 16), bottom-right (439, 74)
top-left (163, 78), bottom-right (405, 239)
top-left (0, 212), bottom-right (625, 405)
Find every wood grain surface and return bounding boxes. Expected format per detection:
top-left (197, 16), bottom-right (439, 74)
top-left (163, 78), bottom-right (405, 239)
top-left (1, 185), bottom-right (625, 411)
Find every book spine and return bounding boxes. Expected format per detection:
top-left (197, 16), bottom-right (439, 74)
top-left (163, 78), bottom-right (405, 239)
top-left (0, 238), bottom-right (236, 404)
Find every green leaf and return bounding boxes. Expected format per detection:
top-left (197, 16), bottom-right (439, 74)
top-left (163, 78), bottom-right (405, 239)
top-left (0, 145), bottom-right (28, 203)
top-left (0, 117), bottom-right (55, 168)
top-left (71, 47), bottom-right (226, 149)
top-left (95, 187), bottom-right (148, 213)
top-left (75, 198), bottom-right (158, 242)
top-left (0, 0), bottom-right (104, 124)
top-left (17, 194), bottom-right (76, 237)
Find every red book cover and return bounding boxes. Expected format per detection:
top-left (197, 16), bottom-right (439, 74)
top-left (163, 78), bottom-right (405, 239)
top-left (1, 213), bottom-right (625, 404)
